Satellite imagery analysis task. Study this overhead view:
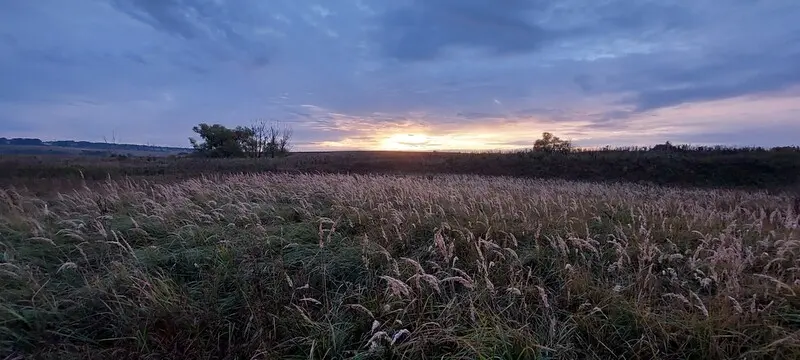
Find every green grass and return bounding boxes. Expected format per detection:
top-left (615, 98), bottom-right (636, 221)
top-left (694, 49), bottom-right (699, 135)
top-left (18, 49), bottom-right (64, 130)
top-left (1, 173), bottom-right (799, 359)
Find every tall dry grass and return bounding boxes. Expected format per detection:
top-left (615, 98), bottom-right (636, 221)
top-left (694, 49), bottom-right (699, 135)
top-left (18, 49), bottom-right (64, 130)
top-left (1, 173), bottom-right (798, 359)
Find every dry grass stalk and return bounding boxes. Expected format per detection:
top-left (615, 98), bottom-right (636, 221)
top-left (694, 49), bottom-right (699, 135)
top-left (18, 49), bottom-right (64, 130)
top-left (2, 172), bottom-right (799, 359)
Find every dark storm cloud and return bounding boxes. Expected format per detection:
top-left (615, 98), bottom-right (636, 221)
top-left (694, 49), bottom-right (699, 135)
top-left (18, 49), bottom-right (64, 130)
top-left (624, 51), bottom-right (800, 112)
top-left (586, 1), bottom-right (800, 114)
top-left (111, 0), bottom-right (272, 66)
top-left (112, 0), bottom-right (202, 39)
top-left (373, 0), bottom-right (696, 62)
top-left (375, 0), bottom-right (551, 60)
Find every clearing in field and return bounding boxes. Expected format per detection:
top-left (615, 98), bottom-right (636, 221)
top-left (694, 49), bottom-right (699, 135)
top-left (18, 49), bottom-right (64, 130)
top-left (1, 173), bottom-right (799, 359)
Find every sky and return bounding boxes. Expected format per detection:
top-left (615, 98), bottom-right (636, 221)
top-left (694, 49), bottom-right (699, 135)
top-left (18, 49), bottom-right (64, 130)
top-left (1, 0), bottom-right (799, 151)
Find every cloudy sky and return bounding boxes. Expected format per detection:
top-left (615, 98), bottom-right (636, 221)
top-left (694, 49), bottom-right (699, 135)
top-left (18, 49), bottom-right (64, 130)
top-left (1, 0), bottom-right (799, 150)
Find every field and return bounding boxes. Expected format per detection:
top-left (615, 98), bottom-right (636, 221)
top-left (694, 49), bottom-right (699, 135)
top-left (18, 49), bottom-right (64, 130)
top-left (2, 172), bottom-right (799, 359)
top-left (2, 146), bottom-right (800, 194)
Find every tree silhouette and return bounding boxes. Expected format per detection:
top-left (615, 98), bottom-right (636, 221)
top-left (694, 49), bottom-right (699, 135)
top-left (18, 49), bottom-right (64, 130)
top-left (189, 122), bottom-right (293, 158)
top-left (248, 120), bottom-right (293, 158)
top-left (533, 132), bottom-right (572, 153)
top-left (189, 123), bottom-right (254, 158)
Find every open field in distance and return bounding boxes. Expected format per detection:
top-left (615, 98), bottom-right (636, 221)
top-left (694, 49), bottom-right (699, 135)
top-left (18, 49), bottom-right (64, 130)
top-left (2, 173), bottom-right (799, 359)
top-left (2, 145), bottom-right (800, 194)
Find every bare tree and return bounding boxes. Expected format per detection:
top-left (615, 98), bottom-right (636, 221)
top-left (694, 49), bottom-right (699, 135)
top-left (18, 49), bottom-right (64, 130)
top-left (249, 120), bottom-right (268, 158)
top-left (278, 125), bottom-right (293, 155)
top-left (249, 120), bottom-right (293, 158)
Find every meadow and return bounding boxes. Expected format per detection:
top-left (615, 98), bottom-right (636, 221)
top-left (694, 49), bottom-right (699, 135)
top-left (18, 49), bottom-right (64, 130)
top-left (1, 172), bottom-right (799, 359)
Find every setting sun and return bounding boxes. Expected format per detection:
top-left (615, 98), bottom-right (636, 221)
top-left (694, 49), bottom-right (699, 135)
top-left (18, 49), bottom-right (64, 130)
top-left (379, 133), bottom-right (432, 150)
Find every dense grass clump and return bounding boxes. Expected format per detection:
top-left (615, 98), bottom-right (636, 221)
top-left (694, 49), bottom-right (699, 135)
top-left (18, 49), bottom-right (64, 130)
top-left (1, 173), bottom-right (799, 359)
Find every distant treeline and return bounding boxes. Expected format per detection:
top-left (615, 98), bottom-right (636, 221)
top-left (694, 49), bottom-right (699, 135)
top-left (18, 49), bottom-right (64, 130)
top-left (0, 137), bottom-right (190, 153)
top-left (1, 143), bottom-right (799, 192)
top-left (0, 138), bottom-right (43, 146)
top-left (574, 142), bottom-right (800, 154)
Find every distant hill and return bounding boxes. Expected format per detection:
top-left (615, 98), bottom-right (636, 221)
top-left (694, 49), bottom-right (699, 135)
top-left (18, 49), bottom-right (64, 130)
top-left (0, 137), bottom-right (192, 156)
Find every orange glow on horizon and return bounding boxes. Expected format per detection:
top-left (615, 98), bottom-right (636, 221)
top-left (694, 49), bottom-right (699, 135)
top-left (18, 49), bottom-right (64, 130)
top-left (379, 133), bottom-right (432, 150)
top-left (305, 89), bottom-right (800, 151)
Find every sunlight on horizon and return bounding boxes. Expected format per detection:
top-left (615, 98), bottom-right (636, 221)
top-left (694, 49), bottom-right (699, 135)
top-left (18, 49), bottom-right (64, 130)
top-left (306, 89), bottom-right (800, 152)
top-left (317, 117), bottom-right (597, 152)
top-left (379, 133), bottom-right (432, 150)
top-left (339, 131), bottom-right (536, 152)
